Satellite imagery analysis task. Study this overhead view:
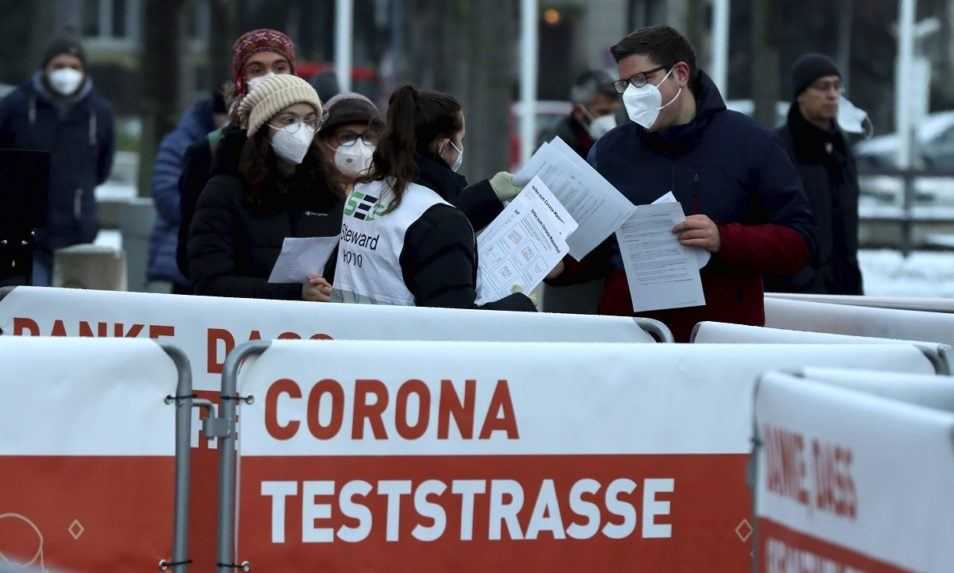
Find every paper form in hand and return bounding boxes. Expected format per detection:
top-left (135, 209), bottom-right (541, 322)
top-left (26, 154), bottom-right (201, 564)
top-left (616, 201), bottom-right (705, 312)
top-left (476, 176), bottom-right (578, 304)
top-left (512, 137), bottom-right (636, 260)
top-left (652, 191), bottom-right (710, 269)
top-left (267, 236), bottom-right (340, 283)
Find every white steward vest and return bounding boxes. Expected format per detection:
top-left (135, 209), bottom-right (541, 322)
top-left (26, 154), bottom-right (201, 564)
top-left (332, 179), bottom-right (450, 305)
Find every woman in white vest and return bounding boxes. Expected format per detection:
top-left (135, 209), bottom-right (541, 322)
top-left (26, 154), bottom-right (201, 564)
top-left (332, 85), bottom-right (536, 310)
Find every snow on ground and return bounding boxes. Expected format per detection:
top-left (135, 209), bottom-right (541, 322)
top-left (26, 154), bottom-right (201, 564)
top-left (859, 249), bottom-right (954, 298)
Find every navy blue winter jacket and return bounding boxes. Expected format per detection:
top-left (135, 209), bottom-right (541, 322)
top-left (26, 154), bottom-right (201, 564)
top-left (147, 98), bottom-right (218, 285)
top-left (0, 73), bottom-right (114, 251)
top-left (571, 71), bottom-right (815, 340)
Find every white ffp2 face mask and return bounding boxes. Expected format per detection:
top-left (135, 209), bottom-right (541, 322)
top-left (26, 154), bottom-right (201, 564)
top-left (622, 68), bottom-right (682, 130)
top-left (587, 114), bottom-right (617, 139)
top-left (48, 68), bottom-right (84, 96)
top-left (271, 124), bottom-right (316, 165)
top-left (246, 72), bottom-right (276, 93)
top-left (335, 140), bottom-right (375, 178)
top-left (837, 95), bottom-right (872, 138)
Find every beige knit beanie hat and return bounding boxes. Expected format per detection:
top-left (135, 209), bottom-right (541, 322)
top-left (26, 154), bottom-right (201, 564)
top-left (237, 74), bottom-right (322, 137)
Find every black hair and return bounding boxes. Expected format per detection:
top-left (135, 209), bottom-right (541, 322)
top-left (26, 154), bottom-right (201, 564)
top-left (362, 84), bottom-right (463, 208)
top-left (610, 25), bottom-right (697, 79)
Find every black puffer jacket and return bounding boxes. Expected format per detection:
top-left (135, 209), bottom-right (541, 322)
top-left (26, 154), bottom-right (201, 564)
top-left (396, 153), bottom-right (535, 311)
top-left (188, 129), bottom-right (343, 299)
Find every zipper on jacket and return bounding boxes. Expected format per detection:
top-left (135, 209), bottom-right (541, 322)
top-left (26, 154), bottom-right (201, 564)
top-left (89, 113), bottom-right (97, 146)
top-left (74, 188), bottom-right (82, 220)
top-left (28, 97), bottom-right (36, 125)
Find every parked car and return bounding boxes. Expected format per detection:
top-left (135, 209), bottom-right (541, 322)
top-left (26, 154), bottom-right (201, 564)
top-left (854, 111), bottom-right (954, 172)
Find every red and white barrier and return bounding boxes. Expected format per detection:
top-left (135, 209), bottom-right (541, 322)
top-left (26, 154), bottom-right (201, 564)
top-left (764, 297), bottom-right (954, 348)
top-left (222, 341), bottom-right (934, 572)
top-left (754, 370), bottom-right (954, 572)
top-left (0, 337), bottom-right (179, 572)
top-left (0, 287), bottom-right (663, 392)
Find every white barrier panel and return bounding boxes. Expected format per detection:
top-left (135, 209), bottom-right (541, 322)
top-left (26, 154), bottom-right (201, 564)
top-left (0, 287), bottom-right (662, 392)
top-left (754, 371), bottom-right (954, 572)
top-left (227, 341), bottom-right (933, 572)
top-left (764, 297), bottom-right (954, 348)
top-left (690, 321), bottom-right (951, 374)
top-left (794, 368), bottom-right (954, 412)
top-left (0, 337), bottom-right (177, 571)
top-left (767, 292), bottom-right (954, 314)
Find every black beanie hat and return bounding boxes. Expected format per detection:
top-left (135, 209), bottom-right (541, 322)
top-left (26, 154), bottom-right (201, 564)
top-left (319, 93), bottom-right (384, 135)
top-left (41, 35), bottom-right (87, 69)
top-left (791, 53), bottom-right (840, 98)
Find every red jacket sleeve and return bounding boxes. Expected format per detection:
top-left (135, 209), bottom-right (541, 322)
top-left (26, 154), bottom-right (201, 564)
top-left (717, 222), bottom-right (810, 274)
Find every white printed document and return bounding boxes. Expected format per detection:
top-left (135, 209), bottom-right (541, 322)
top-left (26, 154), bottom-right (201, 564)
top-left (616, 201), bottom-right (705, 312)
top-left (267, 236), bottom-right (340, 284)
top-left (652, 191), bottom-right (710, 269)
top-left (513, 137), bottom-right (635, 260)
top-left (476, 177), bottom-right (578, 304)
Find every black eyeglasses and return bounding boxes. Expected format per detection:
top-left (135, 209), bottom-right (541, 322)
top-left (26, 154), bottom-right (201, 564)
top-left (613, 65), bottom-right (668, 93)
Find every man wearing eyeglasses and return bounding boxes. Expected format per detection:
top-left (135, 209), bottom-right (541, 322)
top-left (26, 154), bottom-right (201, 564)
top-left (765, 54), bottom-right (863, 296)
top-left (550, 26), bottom-right (815, 342)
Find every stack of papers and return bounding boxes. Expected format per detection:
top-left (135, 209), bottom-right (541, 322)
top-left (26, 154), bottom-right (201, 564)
top-left (616, 201), bottom-right (706, 312)
top-left (475, 177), bottom-right (577, 304)
top-left (514, 137), bottom-right (636, 260)
top-left (503, 138), bottom-right (708, 312)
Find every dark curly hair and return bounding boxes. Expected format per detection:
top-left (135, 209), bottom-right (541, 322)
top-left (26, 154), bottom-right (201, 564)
top-left (238, 128), bottom-right (343, 209)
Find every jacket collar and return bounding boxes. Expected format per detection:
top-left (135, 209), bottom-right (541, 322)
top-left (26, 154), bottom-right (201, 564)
top-left (414, 152), bottom-right (468, 203)
top-left (638, 70), bottom-right (727, 155)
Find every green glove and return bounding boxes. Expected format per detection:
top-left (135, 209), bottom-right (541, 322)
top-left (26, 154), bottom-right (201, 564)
top-left (489, 171), bottom-right (522, 202)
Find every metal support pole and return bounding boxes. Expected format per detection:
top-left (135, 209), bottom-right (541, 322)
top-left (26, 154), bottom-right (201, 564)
top-left (215, 341), bottom-right (270, 573)
top-left (895, 0), bottom-right (915, 171)
top-left (519, 0), bottom-right (538, 166)
top-left (160, 344), bottom-right (194, 573)
top-left (335, 0), bottom-right (354, 93)
top-left (710, 0), bottom-right (730, 96)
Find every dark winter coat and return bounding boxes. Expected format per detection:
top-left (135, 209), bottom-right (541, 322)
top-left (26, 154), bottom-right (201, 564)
top-left (399, 153), bottom-right (536, 311)
top-left (188, 129), bottom-right (344, 300)
top-left (538, 113), bottom-right (595, 160)
top-left (176, 125), bottom-right (232, 280)
top-left (766, 104), bottom-right (863, 295)
top-left (148, 98), bottom-right (218, 285)
top-left (564, 71), bottom-right (815, 341)
top-left (0, 73), bottom-right (114, 251)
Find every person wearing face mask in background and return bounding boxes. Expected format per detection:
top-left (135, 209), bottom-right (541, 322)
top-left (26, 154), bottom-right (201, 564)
top-left (317, 93), bottom-right (384, 193)
top-left (765, 54), bottom-right (864, 296)
top-left (331, 85), bottom-right (536, 311)
top-left (176, 28), bottom-right (298, 283)
top-left (548, 26), bottom-right (815, 342)
top-left (188, 75), bottom-right (342, 301)
top-left (539, 70), bottom-right (620, 315)
top-left (0, 33), bottom-right (115, 286)
top-left (538, 70), bottom-right (621, 159)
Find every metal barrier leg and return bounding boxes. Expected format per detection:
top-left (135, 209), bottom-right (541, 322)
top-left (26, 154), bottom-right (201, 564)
top-left (159, 344), bottom-right (194, 573)
top-left (214, 341), bottom-right (270, 573)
